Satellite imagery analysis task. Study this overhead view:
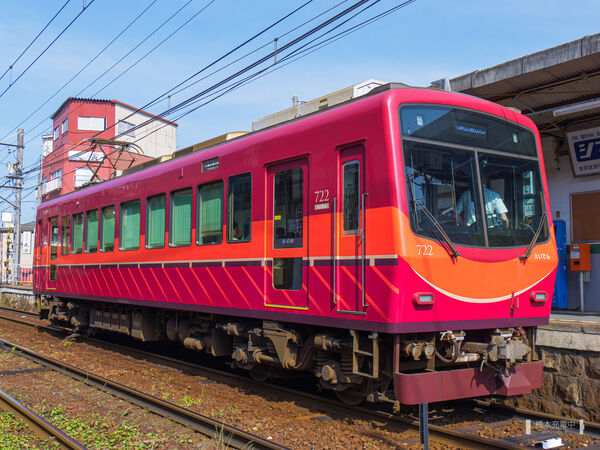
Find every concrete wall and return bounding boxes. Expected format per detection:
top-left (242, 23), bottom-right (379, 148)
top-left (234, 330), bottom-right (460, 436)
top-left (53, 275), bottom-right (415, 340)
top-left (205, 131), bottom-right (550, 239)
top-left (541, 138), bottom-right (600, 312)
top-left (0, 286), bottom-right (36, 312)
top-left (114, 103), bottom-right (177, 159)
top-left (502, 322), bottom-right (600, 422)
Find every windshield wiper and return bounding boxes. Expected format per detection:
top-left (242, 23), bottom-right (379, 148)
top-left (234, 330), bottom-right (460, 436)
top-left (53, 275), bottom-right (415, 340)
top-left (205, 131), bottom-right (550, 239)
top-left (519, 212), bottom-right (547, 261)
top-left (414, 199), bottom-right (460, 259)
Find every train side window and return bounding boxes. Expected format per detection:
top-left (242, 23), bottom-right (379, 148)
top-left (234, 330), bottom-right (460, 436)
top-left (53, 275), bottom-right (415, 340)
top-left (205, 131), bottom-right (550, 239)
top-left (120, 200), bottom-right (140, 251)
top-left (227, 173), bottom-right (251, 242)
top-left (343, 161), bottom-right (360, 232)
top-left (71, 213), bottom-right (84, 254)
top-left (273, 168), bottom-right (303, 249)
top-left (50, 217), bottom-right (59, 261)
top-left (197, 181), bottom-right (223, 245)
top-left (61, 216), bottom-right (70, 255)
top-left (100, 205), bottom-right (115, 252)
top-left (147, 194), bottom-right (166, 249)
top-left (85, 209), bottom-right (99, 253)
top-left (170, 188), bottom-right (192, 247)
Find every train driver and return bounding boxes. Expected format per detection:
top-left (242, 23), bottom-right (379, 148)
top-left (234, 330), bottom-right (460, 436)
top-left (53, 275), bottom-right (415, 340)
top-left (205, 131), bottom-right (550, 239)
top-left (456, 176), bottom-right (509, 228)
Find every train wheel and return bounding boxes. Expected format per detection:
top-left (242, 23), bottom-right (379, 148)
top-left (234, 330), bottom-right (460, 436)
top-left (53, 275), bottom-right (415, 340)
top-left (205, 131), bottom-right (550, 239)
top-left (249, 366), bottom-right (269, 382)
top-left (334, 385), bottom-right (365, 406)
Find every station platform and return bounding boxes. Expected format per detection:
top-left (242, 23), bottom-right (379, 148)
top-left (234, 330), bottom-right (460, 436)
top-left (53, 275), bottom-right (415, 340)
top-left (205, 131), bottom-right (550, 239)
top-left (537, 310), bottom-right (600, 352)
top-left (550, 310), bottom-right (600, 326)
top-left (505, 310), bottom-right (600, 421)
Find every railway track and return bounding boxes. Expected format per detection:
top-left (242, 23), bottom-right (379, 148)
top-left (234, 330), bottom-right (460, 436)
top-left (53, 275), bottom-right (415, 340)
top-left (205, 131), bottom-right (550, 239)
top-left (1, 310), bottom-right (597, 449)
top-left (0, 321), bottom-right (286, 449)
top-left (0, 305), bottom-right (38, 318)
top-left (0, 388), bottom-right (86, 449)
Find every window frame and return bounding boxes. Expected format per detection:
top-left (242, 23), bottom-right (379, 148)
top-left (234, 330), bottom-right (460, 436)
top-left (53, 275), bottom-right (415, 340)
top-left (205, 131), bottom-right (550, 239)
top-left (100, 205), bottom-right (116, 252)
top-left (273, 167), bottom-right (304, 249)
top-left (169, 187), bottom-right (193, 248)
top-left (342, 160), bottom-right (360, 235)
top-left (49, 217), bottom-right (59, 261)
top-left (146, 193), bottom-right (166, 249)
top-left (53, 126), bottom-right (59, 140)
top-left (119, 199), bottom-right (141, 251)
top-left (78, 116), bottom-right (106, 131)
top-left (61, 117), bottom-right (68, 134)
top-left (61, 216), bottom-right (70, 255)
top-left (85, 209), bottom-right (99, 253)
top-left (197, 180), bottom-right (223, 246)
top-left (227, 172), bottom-right (252, 243)
top-left (71, 213), bottom-right (84, 254)
top-left (117, 120), bottom-right (135, 138)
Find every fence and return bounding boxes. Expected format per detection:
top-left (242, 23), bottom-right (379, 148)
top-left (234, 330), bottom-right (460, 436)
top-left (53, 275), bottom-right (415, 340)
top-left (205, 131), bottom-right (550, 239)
top-left (18, 266), bottom-right (33, 285)
top-left (1, 265), bottom-right (33, 286)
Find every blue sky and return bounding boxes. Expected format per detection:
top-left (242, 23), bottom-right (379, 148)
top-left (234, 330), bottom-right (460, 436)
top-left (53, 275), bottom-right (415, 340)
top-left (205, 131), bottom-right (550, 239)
top-left (0, 0), bottom-right (598, 221)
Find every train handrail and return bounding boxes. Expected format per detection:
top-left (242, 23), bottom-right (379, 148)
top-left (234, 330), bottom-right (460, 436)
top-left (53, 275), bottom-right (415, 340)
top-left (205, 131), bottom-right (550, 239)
top-left (361, 192), bottom-right (368, 308)
top-left (332, 197), bottom-right (337, 305)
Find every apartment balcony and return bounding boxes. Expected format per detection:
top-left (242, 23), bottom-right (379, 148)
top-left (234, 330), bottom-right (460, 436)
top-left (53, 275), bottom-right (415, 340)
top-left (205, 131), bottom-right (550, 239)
top-left (42, 177), bottom-right (62, 195)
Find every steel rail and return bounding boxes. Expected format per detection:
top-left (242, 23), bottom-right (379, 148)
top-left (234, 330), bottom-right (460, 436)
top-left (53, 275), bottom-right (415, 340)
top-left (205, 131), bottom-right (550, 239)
top-left (0, 305), bottom-right (38, 318)
top-left (0, 388), bottom-right (87, 450)
top-left (471, 399), bottom-right (600, 433)
top-left (0, 312), bottom-right (524, 449)
top-left (0, 335), bottom-right (286, 450)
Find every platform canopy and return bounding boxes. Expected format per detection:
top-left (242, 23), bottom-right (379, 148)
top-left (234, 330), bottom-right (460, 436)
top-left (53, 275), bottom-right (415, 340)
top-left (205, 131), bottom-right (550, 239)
top-left (449, 34), bottom-right (600, 140)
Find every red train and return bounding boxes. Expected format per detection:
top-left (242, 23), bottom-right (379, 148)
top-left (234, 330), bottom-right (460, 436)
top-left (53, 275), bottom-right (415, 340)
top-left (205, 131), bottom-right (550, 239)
top-left (34, 84), bottom-right (557, 405)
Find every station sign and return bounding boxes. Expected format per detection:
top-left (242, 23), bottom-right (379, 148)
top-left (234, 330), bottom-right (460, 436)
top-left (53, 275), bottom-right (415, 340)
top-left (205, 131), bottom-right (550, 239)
top-left (567, 126), bottom-right (600, 176)
top-left (22, 231), bottom-right (32, 254)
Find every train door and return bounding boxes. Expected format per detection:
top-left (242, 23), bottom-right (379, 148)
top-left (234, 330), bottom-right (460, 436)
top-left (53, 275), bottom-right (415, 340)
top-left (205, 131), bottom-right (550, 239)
top-left (265, 159), bottom-right (309, 309)
top-left (47, 217), bottom-right (59, 289)
top-left (34, 220), bottom-right (42, 289)
top-left (335, 145), bottom-right (367, 313)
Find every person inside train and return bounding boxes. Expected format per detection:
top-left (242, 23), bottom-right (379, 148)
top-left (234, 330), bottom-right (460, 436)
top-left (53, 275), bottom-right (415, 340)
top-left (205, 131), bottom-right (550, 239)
top-left (232, 222), bottom-right (243, 240)
top-left (456, 175), bottom-right (509, 228)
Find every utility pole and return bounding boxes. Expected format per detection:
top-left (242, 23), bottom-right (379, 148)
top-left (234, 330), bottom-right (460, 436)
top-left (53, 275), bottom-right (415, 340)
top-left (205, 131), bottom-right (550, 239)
top-left (0, 129), bottom-right (24, 284)
top-left (14, 128), bottom-right (23, 284)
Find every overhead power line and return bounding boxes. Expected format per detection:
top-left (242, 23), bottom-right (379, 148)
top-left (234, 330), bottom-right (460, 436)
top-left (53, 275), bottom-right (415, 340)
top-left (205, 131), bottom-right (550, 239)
top-left (22, 0), bottom-right (417, 187)
top-left (133, 0), bottom-right (417, 143)
top-left (21, 0), bottom-right (316, 152)
top-left (0, 0), bottom-right (96, 100)
top-left (36, 0), bottom-right (398, 177)
top-left (34, 0), bottom-right (370, 175)
top-left (22, 0), bottom-right (354, 177)
top-left (21, 0), bottom-right (199, 147)
top-left (90, 0), bottom-right (216, 97)
top-left (110, 0), bottom-right (376, 140)
top-left (0, 0), bottom-right (72, 83)
top-left (0, 0), bottom-right (160, 142)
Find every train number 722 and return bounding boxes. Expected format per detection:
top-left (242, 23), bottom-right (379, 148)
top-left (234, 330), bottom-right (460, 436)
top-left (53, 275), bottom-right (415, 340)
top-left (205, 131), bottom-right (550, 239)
top-left (314, 189), bottom-right (329, 203)
top-left (416, 244), bottom-right (433, 256)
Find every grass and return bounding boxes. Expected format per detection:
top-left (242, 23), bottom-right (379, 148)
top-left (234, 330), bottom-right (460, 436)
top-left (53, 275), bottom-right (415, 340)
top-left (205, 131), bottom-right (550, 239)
top-left (0, 411), bottom-right (58, 449)
top-left (177, 395), bottom-right (204, 408)
top-left (38, 405), bottom-right (156, 449)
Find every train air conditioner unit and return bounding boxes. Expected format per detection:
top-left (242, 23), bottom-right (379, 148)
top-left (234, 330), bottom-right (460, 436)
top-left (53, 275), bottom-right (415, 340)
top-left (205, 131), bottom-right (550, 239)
top-left (252, 79), bottom-right (389, 131)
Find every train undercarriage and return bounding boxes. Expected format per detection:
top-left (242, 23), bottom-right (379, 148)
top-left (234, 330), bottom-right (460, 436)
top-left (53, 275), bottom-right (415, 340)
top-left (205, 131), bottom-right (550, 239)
top-left (39, 295), bottom-right (540, 406)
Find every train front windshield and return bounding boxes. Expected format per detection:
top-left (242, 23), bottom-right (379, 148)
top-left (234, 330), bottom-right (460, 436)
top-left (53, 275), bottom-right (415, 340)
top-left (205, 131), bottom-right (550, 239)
top-left (401, 105), bottom-right (548, 248)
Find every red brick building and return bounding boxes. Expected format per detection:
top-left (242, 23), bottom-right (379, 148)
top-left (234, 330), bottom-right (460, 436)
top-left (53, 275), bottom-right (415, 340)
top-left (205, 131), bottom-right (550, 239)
top-left (42, 97), bottom-right (177, 199)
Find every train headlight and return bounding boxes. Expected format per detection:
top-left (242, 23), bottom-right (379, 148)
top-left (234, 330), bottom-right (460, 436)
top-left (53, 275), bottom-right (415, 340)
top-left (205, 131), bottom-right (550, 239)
top-left (530, 291), bottom-right (547, 303)
top-left (413, 292), bottom-right (434, 305)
